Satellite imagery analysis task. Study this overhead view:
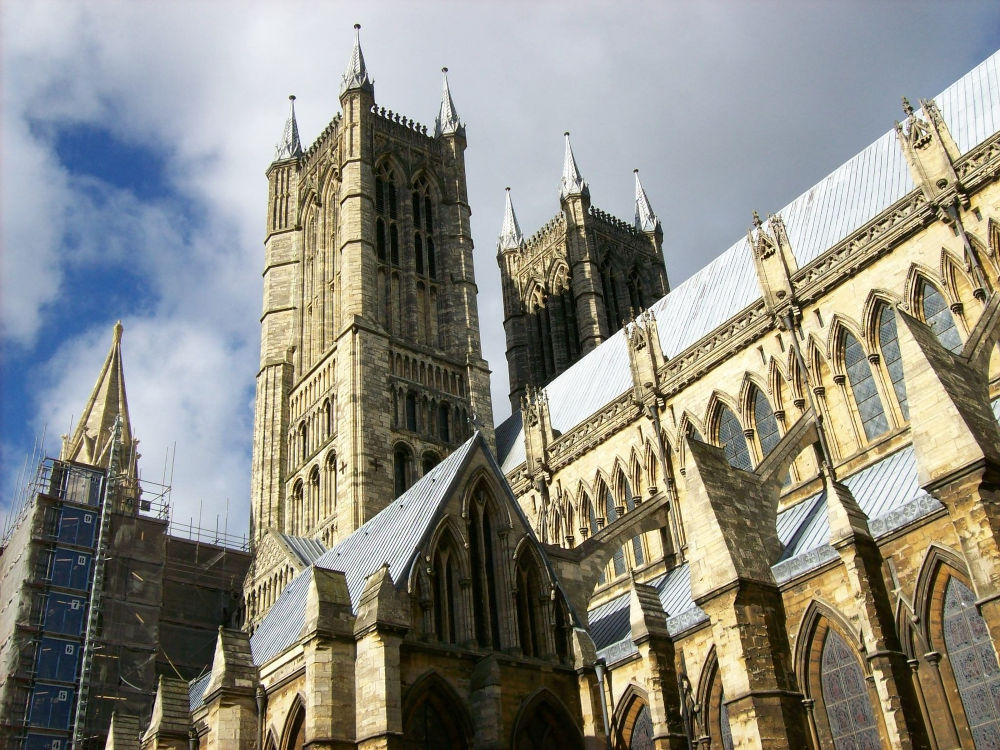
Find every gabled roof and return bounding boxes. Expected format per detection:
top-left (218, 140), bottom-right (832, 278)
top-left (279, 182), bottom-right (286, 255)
top-left (249, 434), bottom-right (484, 665)
top-left (274, 532), bottom-right (325, 567)
top-left (499, 49), bottom-right (1000, 472)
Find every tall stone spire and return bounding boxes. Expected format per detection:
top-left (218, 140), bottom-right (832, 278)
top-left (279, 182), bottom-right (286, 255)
top-left (633, 169), bottom-right (659, 232)
top-left (498, 187), bottom-right (524, 251)
top-left (435, 67), bottom-right (462, 137)
top-left (560, 131), bottom-right (588, 199)
top-left (273, 95), bottom-right (303, 162)
top-left (340, 23), bottom-right (374, 96)
top-left (60, 321), bottom-right (138, 479)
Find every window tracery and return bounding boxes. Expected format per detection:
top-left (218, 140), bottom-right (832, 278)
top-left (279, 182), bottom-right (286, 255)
top-left (876, 305), bottom-right (909, 420)
top-left (820, 629), bottom-right (880, 749)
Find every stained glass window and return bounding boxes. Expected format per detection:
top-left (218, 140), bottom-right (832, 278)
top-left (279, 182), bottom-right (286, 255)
top-left (718, 406), bottom-right (752, 471)
top-left (622, 477), bottom-right (645, 567)
top-left (943, 577), bottom-right (1000, 748)
top-left (629, 704), bottom-right (654, 750)
top-left (843, 332), bottom-right (889, 441)
top-left (920, 281), bottom-right (963, 354)
top-left (753, 388), bottom-right (781, 456)
top-left (720, 689), bottom-right (734, 750)
top-left (820, 629), bottom-right (881, 749)
top-left (878, 307), bottom-right (909, 420)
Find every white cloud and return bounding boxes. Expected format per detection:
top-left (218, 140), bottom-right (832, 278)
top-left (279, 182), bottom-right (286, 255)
top-left (2, 0), bottom-right (998, 540)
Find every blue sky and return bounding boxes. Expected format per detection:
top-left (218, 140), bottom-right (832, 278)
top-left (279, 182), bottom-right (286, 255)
top-left (2, 1), bottom-right (998, 540)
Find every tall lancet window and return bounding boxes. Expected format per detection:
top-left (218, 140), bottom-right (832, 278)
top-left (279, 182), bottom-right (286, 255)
top-left (717, 405), bottom-right (752, 471)
top-left (919, 279), bottom-right (963, 354)
top-left (375, 163), bottom-right (400, 332)
top-left (820, 630), bottom-right (880, 749)
top-left (842, 331), bottom-right (889, 440)
top-left (752, 387), bottom-right (781, 457)
top-left (877, 305), bottom-right (909, 420)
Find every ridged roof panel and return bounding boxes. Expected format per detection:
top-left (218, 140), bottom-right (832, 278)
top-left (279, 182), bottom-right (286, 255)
top-left (249, 435), bottom-right (481, 665)
top-left (496, 50), bottom-right (1000, 472)
top-left (276, 532), bottom-right (326, 566)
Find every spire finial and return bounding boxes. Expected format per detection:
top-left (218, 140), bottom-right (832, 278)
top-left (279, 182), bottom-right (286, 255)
top-left (752, 210), bottom-right (763, 228)
top-left (560, 132), bottom-right (588, 199)
top-left (341, 23), bottom-right (374, 96)
top-left (274, 94), bottom-right (303, 162)
top-left (435, 66), bottom-right (462, 137)
top-left (633, 169), bottom-right (659, 232)
top-left (901, 96), bottom-right (914, 117)
top-left (499, 187), bottom-right (524, 251)
top-left (60, 320), bottom-right (137, 478)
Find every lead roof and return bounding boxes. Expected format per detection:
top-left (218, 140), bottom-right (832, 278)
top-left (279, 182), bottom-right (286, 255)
top-left (498, 50), bottom-right (1000, 473)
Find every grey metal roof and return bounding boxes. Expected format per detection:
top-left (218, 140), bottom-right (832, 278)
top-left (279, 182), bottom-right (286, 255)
top-left (249, 435), bottom-right (481, 665)
top-left (497, 50), bottom-right (1000, 473)
top-left (588, 439), bottom-right (947, 652)
top-left (777, 444), bottom-right (932, 562)
top-left (188, 672), bottom-right (210, 712)
top-left (275, 532), bottom-right (326, 566)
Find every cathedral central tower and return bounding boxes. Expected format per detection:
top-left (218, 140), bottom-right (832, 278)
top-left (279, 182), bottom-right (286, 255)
top-left (247, 27), bottom-right (493, 625)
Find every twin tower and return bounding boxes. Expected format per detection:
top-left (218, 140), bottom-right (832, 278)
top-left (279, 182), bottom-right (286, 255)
top-left (249, 26), bottom-right (669, 581)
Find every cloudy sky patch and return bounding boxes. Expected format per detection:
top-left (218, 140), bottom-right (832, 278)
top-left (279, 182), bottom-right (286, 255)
top-left (2, 1), bottom-right (997, 540)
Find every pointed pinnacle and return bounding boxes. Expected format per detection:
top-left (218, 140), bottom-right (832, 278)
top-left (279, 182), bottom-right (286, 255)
top-left (752, 210), bottom-right (763, 229)
top-left (274, 94), bottom-right (303, 161)
top-left (341, 23), bottom-right (374, 96)
top-left (435, 66), bottom-right (461, 137)
top-left (901, 96), bottom-right (914, 117)
top-left (499, 187), bottom-right (524, 251)
top-left (560, 132), bottom-right (588, 199)
top-left (633, 169), bottom-right (659, 232)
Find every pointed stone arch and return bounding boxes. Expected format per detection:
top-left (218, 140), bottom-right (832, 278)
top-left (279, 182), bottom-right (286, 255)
top-left (862, 289), bottom-right (902, 350)
top-left (278, 694), bottom-right (307, 750)
top-left (912, 542), bottom-right (970, 632)
top-left (402, 670), bottom-right (473, 749)
top-left (263, 727), bottom-right (278, 750)
top-left (737, 371), bottom-right (770, 425)
top-left (426, 514), bottom-right (472, 580)
top-left (794, 599), bottom-right (867, 696)
top-left (547, 259), bottom-right (571, 293)
top-left (694, 646), bottom-right (732, 749)
top-left (826, 314), bottom-right (867, 372)
top-left (510, 687), bottom-right (585, 750)
top-left (459, 468), bottom-right (514, 531)
top-left (703, 391), bottom-right (742, 444)
top-left (905, 263), bottom-right (951, 312)
top-left (612, 683), bottom-right (653, 750)
top-left (409, 166), bottom-right (444, 200)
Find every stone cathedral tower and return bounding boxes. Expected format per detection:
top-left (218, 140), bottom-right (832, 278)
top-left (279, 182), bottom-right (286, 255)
top-left (247, 27), bottom-right (493, 625)
top-left (498, 137), bottom-right (669, 408)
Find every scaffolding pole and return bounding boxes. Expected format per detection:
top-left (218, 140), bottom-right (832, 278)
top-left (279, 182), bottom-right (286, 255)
top-left (71, 416), bottom-right (121, 749)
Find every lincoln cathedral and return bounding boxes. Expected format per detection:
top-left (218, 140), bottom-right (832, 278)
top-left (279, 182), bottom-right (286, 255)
top-left (4, 25), bottom-right (1000, 750)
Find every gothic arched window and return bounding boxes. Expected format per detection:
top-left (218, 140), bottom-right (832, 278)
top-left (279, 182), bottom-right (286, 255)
top-left (919, 279), bottom-right (963, 353)
top-left (943, 577), bottom-right (1000, 745)
top-left (515, 552), bottom-right (545, 658)
top-left (438, 403), bottom-right (450, 442)
top-left (877, 305), bottom-right (909, 420)
top-left (843, 331), bottom-right (889, 441)
top-left (393, 444), bottom-right (413, 497)
top-left (752, 387), bottom-right (781, 457)
top-left (820, 629), bottom-right (880, 749)
top-left (602, 483), bottom-right (626, 577)
top-left (468, 486), bottom-right (502, 649)
top-left (619, 471), bottom-right (645, 567)
top-left (717, 405), bottom-right (752, 471)
top-left (432, 530), bottom-right (462, 644)
top-left (405, 391), bottom-right (418, 432)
